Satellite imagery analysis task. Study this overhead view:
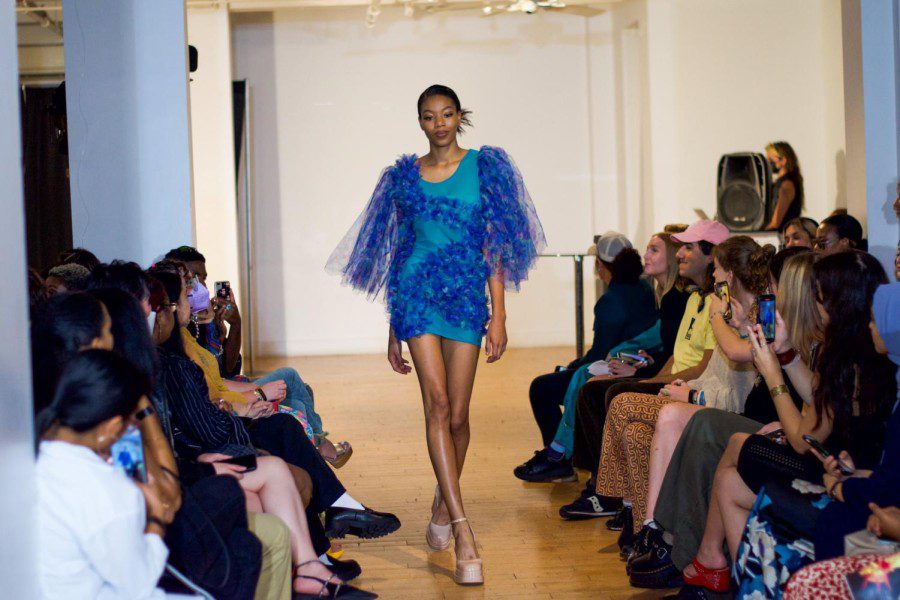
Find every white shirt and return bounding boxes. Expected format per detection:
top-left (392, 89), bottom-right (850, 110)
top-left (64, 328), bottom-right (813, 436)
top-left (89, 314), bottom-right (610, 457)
top-left (37, 440), bottom-right (173, 600)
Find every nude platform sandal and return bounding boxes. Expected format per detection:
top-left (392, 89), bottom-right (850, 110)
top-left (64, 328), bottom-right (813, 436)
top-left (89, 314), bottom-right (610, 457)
top-left (425, 485), bottom-right (452, 551)
top-left (450, 517), bottom-right (483, 586)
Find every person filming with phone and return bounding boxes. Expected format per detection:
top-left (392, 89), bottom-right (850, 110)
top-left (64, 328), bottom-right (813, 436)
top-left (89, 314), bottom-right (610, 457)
top-left (36, 350), bottom-right (185, 599)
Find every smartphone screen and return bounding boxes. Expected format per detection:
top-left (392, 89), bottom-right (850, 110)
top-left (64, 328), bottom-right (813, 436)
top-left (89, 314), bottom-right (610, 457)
top-left (215, 281), bottom-right (231, 299)
top-left (715, 281), bottom-right (732, 321)
top-left (110, 425), bottom-right (147, 482)
top-left (757, 294), bottom-right (776, 343)
top-left (217, 454), bottom-right (257, 472)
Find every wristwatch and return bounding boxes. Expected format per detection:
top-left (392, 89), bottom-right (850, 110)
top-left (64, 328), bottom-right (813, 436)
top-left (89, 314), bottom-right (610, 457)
top-left (135, 405), bottom-right (155, 421)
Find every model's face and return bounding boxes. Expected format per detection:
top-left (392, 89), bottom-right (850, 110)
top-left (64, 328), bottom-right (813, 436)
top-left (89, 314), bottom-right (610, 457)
top-left (675, 242), bottom-right (712, 285)
top-left (418, 95), bottom-right (460, 148)
top-left (643, 236), bottom-right (668, 277)
top-left (783, 224), bottom-right (812, 249)
top-left (766, 148), bottom-right (784, 172)
top-left (814, 224), bottom-right (846, 255)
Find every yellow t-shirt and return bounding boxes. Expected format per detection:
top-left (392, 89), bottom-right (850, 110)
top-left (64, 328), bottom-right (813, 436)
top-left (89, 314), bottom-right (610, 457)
top-left (181, 327), bottom-right (248, 409)
top-left (671, 291), bottom-right (716, 374)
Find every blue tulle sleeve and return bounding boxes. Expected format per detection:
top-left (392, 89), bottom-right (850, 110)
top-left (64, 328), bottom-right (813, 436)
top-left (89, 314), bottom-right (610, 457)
top-left (326, 164), bottom-right (400, 299)
top-left (477, 146), bottom-right (547, 290)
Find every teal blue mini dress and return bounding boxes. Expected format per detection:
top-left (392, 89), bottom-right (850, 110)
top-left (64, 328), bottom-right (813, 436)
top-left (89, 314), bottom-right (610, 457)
top-left (400, 150), bottom-right (483, 346)
top-left (327, 145), bottom-right (547, 350)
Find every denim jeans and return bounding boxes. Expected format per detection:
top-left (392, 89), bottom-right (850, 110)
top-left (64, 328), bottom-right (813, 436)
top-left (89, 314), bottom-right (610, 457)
top-left (254, 367), bottom-right (323, 435)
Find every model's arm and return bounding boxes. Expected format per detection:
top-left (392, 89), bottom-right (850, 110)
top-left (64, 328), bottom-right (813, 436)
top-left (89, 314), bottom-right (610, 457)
top-left (486, 274), bottom-right (507, 363)
top-left (765, 179), bottom-right (795, 230)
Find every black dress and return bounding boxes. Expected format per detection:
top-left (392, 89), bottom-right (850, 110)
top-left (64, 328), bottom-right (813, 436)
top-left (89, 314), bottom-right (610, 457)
top-left (772, 172), bottom-right (803, 226)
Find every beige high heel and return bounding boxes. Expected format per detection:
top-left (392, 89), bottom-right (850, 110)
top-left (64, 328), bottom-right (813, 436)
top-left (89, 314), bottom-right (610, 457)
top-left (451, 517), bottom-right (484, 586)
top-left (425, 485), bottom-right (452, 551)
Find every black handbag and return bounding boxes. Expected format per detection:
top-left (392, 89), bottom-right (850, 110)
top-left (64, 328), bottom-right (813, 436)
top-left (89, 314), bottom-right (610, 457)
top-left (737, 433), bottom-right (822, 494)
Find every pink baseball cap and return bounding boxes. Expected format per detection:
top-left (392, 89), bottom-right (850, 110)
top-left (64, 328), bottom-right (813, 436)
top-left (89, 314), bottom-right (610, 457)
top-left (672, 220), bottom-right (730, 245)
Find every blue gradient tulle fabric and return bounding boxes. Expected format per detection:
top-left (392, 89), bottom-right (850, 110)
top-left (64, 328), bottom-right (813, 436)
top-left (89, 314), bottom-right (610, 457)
top-left (326, 146), bottom-right (546, 343)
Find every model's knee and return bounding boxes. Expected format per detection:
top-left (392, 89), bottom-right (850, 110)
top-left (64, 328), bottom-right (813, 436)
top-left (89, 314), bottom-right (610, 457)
top-left (450, 414), bottom-right (470, 438)
top-left (425, 391), bottom-right (451, 425)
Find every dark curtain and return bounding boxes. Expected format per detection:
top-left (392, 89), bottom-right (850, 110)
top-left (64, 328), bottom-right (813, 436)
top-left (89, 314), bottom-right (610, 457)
top-left (20, 84), bottom-right (72, 274)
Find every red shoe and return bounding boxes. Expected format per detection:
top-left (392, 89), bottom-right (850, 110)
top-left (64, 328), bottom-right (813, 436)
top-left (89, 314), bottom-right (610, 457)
top-left (683, 558), bottom-right (731, 593)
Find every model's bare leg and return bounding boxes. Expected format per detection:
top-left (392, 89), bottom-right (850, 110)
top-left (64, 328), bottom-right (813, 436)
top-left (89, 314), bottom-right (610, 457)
top-left (407, 335), bottom-right (478, 562)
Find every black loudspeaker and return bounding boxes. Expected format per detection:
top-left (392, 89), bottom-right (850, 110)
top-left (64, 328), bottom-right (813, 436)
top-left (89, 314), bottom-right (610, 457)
top-left (716, 153), bottom-right (771, 232)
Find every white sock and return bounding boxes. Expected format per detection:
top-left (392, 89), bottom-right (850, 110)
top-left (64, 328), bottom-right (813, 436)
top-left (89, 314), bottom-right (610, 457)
top-left (319, 553), bottom-right (332, 565)
top-left (623, 500), bottom-right (633, 507)
top-left (644, 519), bottom-right (659, 529)
top-left (331, 492), bottom-right (364, 511)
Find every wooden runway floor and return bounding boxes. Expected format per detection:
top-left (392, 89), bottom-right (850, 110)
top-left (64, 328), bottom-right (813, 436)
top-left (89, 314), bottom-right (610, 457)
top-left (257, 347), bottom-right (668, 599)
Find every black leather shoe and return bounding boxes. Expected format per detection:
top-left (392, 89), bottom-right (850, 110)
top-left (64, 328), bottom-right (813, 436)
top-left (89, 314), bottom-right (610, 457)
top-left (327, 557), bottom-right (362, 582)
top-left (628, 532), bottom-right (683, 589)
top-left (606, 505), bottom-right (631, 531)
top-left (514, 449), bottom-right (577, 483)
top-left (325, 506), bottom-right (401, 539)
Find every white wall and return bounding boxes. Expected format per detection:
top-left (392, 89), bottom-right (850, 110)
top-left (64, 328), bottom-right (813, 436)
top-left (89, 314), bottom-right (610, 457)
top-left (187, 8), bottom-right (242, 299)
top-left (616, 0), bottom-right (847, 239)
top-left (232, 9), bottom-right (604, 356)
top-left (0, 3), bottom-right (37, 596)
top-left (63, 0), bottom-right (195, 266)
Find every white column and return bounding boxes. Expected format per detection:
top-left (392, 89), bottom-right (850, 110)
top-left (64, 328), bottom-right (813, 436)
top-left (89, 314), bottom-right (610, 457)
top-left (187, 7), bottom-right (241, 298)
top-left (0, 2), bottom-right (37, 598)
top-left (857, 0), bottom-right (900, 272)
top-left (63, 0), bottom-right (195, 266)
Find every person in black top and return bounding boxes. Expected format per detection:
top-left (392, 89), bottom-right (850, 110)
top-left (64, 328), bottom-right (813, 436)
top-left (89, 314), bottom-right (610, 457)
top-left (764, 141), bottom-right (804, 231)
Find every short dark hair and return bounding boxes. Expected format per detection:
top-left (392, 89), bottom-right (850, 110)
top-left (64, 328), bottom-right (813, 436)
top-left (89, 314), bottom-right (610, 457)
top-left (604, 248), bottom-right (643, 284)
top-left (34, 350), bottom-right (150, 446)
top-left (148, 269), bottom-right (185, 357)
top-left (769, 246), bottom-right (811, 283)
top-left (57, 248), bottom-right (100, 272)
top-left (417, 85), bottom-right (473, 134)
top-left (87, 261), bottom-right (151, 302)
top-left (165, 245), bottom-right (206, 264)
top-left (821, 214), bottom-right (863, 247)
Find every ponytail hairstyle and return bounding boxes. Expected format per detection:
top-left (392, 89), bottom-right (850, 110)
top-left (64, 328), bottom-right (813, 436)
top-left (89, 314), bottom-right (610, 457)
top-left (811, 251), bottom-right (894, 443)
top-left (147, 269), bottom-right (185, 357)
top-left (713, 235), bottom-right (776, 296)
top-left (775, 252), bottom-right (822, 364)
top-left (35, 349), bottom-right (150, 448)
top-left (417, 84), bottom-right (473, 134)
top-left (30, 292), bottom-right (107, 415)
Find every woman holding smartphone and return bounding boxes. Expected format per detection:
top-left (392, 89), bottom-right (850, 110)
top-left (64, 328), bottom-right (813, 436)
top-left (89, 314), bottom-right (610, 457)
top-left (328, 84), bottom-right (546, 584)
top-left (36, 350), bottom-right (181, 600)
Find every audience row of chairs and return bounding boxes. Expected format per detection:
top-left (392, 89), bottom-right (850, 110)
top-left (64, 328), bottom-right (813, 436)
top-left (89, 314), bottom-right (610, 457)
top-left (515, 209), bottom-right (900, 600)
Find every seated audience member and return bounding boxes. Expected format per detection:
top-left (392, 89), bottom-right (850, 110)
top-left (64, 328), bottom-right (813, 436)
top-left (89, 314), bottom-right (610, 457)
top-left (158, 254), bottom-right (351, 467)
top-left (815, 213), bottom-right (864, 254)
top-left (562, 220), bottom-right (727, 517)
top-left (149, 269), bottom-right (400, 544)
top-left (30, 293), bottom-right (112, 414)
top-left (513, 232), bottom-right (658, 483)
top-left (91, 286), bottom-right (300, 599)
top-left (88, 260), bottom-right (153, 316)
top-left (595, 236), bottom-right (773, 579)
top-left (551, 230), bottom-right (690, 518)
top-left (630, 248), bottom-right (815, 586)
top-left (45, 263), bottom-right (91, 296)
top-left (764, 142), bottom-right (804, 231)
top-left (56, 247), bottom-right (101, 272)
top-left (683, 251), bottom-right (895, 597)
top-left (36, 350), bottom-right (184, 600)
top-left (780, 217), bottom-right (818, 249)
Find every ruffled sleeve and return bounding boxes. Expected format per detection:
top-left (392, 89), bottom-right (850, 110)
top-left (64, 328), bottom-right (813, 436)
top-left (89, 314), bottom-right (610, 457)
top-left (477, 146), bottom-right (547, 290)
top-left (326, 162), bottom-right (403, 299)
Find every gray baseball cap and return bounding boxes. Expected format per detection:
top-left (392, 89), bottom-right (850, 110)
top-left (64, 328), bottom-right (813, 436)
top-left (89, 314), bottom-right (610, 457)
top-left (594, 231), bottom-right (633, 262)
